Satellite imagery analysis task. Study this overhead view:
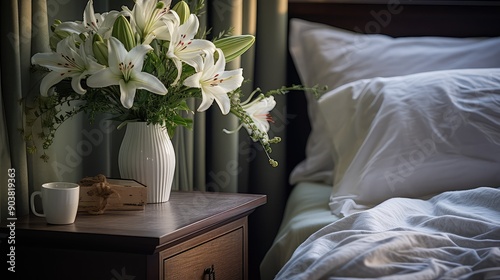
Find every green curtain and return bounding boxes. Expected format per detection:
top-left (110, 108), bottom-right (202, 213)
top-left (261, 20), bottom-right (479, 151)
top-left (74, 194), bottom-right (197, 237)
top-left (249, 0), bottom-right (290, 276)
top-left (0, 0), bottom-right (288, 277)
top-left (1, 0), bottom-right (52, 219)
top-left (208, 0), bottom-right (252, 194)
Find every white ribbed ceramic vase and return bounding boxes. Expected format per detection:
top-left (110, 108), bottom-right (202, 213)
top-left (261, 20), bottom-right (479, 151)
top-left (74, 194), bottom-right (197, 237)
top-left (118, 122), bottom-right (175, 203)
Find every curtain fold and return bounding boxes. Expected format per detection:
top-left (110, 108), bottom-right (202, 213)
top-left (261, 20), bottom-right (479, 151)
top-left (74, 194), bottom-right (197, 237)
top-left (172, 102), bottom-right (203, 191)
top-left (1, 0), bottom-right (45, 219)
top-left (0, 71), bottom-right (10, 221)
top-left (206, 0), bottom-right (244, 193)
top-left (247, 1), bottom-right (289, 278)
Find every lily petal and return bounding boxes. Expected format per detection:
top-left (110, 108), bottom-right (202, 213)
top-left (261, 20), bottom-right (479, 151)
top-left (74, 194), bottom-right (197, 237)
top-left (243, 96), bottom-right (276, 133)
top-left (32, 35), bottom-right (105, 96)
top-left (182, 72), bottom-right (202, 88)
top-left (56, 0), bottom-right (119, 37)
top-left (197, 94), bottom-right (214, 112)
top-left (216, 69), bottom-right (244, 92)
top-left (107, 37), bottom-right (127, 75)
top-left (83, 0), bottom-right (98, 32)
top-left (71, 72), bottom-right (88, 95)
top-left (167, 14), bottom-right (216, 83)
top-left (39, 71), bottom-right (66, 96)
top-left (86, 68), bottom-right (121, 88)
top-left (183, 49), bottom-right (243, 115)
top-left (133, 71), bottom-right (168, 95)
top-left (87, 36), bottom-right (166, 109)
top-left (123, 0), bottom-right (173, 44)
top-left (175, 39), bottom-right (215, 71)
top-left (56, 21), bottom-right (87, 34)
top-left (127, 43), bottom-right (153, 71)
top-left (31, 52), bottom-right (71, 72)
top-left (207, 86), bottom-right (231, 115)
top-left (119, 79), bottom-right (137, 109)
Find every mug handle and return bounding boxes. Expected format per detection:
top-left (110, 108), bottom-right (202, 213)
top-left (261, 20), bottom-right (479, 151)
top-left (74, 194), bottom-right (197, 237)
top-left (30, 191), bottom-right (45, 217)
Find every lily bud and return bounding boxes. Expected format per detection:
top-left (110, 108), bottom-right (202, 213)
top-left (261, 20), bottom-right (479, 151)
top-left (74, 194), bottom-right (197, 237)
top-left (112, 15), bottom-right (136, 51)
top-left (172, 1), bottom-right (190, 25)
top-left (79, 33), bottom-right (87, 42)
top-left (49, 31), bottom-right (70, 51)
top-left (214, 35), bottom-right (255, 63)
top-left (92, 34), bottom-right (108, 66)
top-left (156, 1), bottom-right (165, 9)
top-left (49, 20), bottom-right (69, 51)
top-left (50, 19), bottom-right (62, 32)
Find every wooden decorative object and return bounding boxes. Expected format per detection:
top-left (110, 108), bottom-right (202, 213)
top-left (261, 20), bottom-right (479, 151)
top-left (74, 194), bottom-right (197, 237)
top-left (78, 175), bottom-right (147, 214)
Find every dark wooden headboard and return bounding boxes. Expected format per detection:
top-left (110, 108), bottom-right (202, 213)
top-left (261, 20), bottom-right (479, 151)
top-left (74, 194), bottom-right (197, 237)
top-left (285, 0), bottom-right (500, 183)
top-left (288, 0), bottom-right (500, 37)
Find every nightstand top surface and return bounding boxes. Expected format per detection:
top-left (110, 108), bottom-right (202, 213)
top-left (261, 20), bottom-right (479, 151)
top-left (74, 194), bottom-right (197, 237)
top-left (12, 191), bottom-right (266, 253)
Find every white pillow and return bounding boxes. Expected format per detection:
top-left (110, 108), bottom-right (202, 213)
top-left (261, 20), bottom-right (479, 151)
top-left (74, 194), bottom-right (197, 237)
top-left (318, 68), bottom-right (500, 216)
top-left (288, 18), bottom-right (500, 185)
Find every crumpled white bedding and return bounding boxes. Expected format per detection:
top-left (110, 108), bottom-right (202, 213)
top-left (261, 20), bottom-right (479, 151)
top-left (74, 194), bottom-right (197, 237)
top-left (260, 182), bottom-right (339, 280)
top-left (275, 186), bottom-right (500, 280)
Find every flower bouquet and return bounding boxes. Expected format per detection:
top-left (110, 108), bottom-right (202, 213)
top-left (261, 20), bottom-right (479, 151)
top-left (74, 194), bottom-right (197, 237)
top-left (26, 0), bottom-right (323, 168)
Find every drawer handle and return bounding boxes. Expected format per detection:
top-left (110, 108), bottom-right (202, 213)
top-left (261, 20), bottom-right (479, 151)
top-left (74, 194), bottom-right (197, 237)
top-left (203, 264), bottom-right (215, 280)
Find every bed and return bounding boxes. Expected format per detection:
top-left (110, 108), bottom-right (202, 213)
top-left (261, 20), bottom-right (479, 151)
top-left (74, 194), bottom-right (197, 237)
top-left (260, 0), bottom-right (500, 279)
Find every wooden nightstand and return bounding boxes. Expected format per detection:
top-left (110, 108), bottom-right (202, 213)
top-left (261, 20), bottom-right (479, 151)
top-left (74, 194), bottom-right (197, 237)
top-left (12, 191), bottom-right (266, 280)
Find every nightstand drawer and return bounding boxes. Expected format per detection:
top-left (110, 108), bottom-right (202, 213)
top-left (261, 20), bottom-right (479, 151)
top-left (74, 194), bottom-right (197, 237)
top-left (163, 226), bottom-right (244, 280)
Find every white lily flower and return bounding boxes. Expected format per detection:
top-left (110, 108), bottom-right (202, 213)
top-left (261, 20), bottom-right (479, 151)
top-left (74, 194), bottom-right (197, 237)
top-left (56, 0), bottom-right (120, 38)
top-left (183, 49), bottom-right (243, 115)
top-left (31, 35), bottom-right (105, 96)
top-left (166, 14), bottom-right (216, 85)
top-left (86, 37), bottom-right (168, 109)
top-left (242, 95), bottom-right (276, 134)
top-left (122, 0), bottom-right (178, 44)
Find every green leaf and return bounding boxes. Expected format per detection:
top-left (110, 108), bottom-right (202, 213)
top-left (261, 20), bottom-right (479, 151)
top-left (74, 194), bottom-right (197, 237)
top-left (172, 115), bottom-right (193, 128)
top-left (177, 100), bottom-right (191, 111)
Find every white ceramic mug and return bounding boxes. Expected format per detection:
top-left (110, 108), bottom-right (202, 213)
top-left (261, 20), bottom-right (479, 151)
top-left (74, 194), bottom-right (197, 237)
top-left (30, 182), bottom-right (80, 224)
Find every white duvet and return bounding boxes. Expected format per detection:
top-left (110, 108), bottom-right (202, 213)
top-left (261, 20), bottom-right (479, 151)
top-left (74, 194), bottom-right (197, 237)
top-left (275, 187), bottom-right (500, 280)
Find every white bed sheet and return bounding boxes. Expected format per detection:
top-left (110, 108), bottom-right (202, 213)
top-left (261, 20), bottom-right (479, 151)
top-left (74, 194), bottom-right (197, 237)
top-left (275, 186), bottom-right (500, 280)
top-left (260, 182), bottom-right (340, 280)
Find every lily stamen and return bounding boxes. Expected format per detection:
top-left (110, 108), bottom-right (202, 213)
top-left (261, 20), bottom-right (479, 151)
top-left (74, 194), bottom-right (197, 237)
top-left (261, 113), bottom-right (274, 123)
